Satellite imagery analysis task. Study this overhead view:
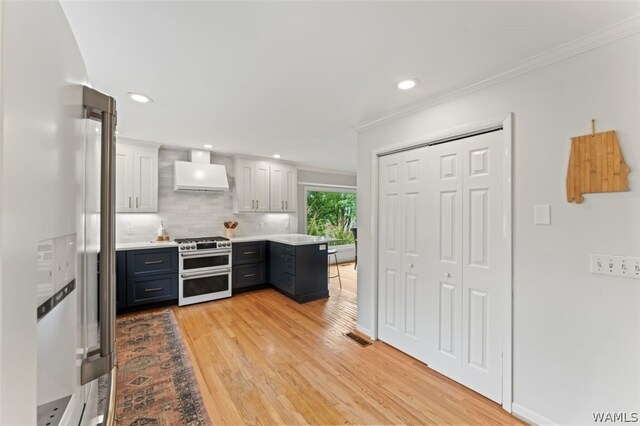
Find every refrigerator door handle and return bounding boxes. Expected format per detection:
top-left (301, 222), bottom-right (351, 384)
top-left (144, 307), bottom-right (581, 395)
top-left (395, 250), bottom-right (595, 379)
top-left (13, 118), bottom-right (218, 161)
top-left (81, 86), bottom-right (117, 386)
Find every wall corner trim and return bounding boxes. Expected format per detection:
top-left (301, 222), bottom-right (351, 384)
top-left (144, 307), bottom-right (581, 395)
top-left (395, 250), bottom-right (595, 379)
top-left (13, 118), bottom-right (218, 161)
top-left (355, 324), bottom-right (373, 340)
top-left (512, 403), bottom-right (558, 426)
top-left (353, 14), bottom-right (640, 132)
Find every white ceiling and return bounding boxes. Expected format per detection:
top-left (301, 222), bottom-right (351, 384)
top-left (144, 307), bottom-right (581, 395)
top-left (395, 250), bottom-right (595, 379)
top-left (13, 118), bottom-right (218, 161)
top-left (61, 1), bottom-right (639, 173)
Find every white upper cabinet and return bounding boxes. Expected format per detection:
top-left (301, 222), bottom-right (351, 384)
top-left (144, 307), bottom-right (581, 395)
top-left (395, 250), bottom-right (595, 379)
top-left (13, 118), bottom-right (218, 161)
top-left (254, 161), bottom-right (270, 212)
top-left (116, 140), bottom-right (159, 213)
top-left (235, 160), bottom-right (255, 212)
top-left (234, 159), bottom-right (270, 212)
top-left (270, 163), bottom-right (297, 212)
top-left (234, 158), bottom-right (297, 213)
top-left (115, 145), bottom-right (134, 212)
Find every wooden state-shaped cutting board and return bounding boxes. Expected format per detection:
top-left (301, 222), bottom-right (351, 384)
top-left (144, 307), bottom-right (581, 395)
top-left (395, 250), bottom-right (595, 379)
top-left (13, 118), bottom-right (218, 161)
top-left (566, 130), bottom-right (629, 203)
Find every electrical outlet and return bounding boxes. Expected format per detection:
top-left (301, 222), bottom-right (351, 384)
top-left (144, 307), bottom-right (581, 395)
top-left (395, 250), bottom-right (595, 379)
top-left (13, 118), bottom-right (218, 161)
top-left (591, 254), bottom-right (640, 279)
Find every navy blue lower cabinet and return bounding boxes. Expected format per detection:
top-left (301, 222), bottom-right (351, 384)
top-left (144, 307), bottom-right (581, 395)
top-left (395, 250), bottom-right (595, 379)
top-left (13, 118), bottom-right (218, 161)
top-left (268, 242), bottom-right (329, 303)
top-left (114, 247), bottom-right (179, 313)
top-left (127, 273), bottom-right (178, 306)
top-left (127, 247), bottom-right (178, 277)
top-left (116, 251), bottom-right (127, 310)
top-left (233, 242), bottom-right (268, 293)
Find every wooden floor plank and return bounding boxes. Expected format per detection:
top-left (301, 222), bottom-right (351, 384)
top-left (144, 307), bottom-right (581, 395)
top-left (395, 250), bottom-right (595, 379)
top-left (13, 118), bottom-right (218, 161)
top-left (173, 262), bottom-right (524, 425)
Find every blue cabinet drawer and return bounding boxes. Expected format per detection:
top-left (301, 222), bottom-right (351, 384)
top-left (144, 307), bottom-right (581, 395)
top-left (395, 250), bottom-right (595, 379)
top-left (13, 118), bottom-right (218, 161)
top-left (127, 248), bottom-right (177, 277)
top-left (127, 273), bottom-right (178, 306)
top-left (233, 263), bottom-right (266, 288)
top-left (233, 242), bottom-right (266, 265)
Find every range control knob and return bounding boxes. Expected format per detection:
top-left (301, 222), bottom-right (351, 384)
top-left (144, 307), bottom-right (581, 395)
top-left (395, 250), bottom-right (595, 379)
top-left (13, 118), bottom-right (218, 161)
top-left (190, 243), bottom-right (197, 250)
top-left (179, 244), bottom-right (185, 250)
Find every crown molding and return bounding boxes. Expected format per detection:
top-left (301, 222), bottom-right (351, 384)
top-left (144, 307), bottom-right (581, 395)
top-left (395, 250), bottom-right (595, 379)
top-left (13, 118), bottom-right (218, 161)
top-left (297, 166), bottom-right (357, 176)
top-left (354, 14), bottom-right (640, 132)
top-left (116, 136), bottom-right (161, 149)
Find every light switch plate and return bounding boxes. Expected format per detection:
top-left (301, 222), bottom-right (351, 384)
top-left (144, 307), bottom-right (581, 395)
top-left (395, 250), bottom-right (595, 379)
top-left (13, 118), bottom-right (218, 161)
top-left (590, 254), bottom-right (640, 279)
top-left (534, 204), bottom-right (551, 225)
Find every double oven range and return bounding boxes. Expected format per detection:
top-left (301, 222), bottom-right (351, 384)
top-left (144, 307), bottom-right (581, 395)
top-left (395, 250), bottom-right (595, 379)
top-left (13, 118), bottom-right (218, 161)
top-left (174, 236), bottom-right (233, 306)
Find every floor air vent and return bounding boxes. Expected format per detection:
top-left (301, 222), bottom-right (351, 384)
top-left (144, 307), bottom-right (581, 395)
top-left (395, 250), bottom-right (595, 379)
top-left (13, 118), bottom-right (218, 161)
top-left (345, 331), bottom-right (372, 347)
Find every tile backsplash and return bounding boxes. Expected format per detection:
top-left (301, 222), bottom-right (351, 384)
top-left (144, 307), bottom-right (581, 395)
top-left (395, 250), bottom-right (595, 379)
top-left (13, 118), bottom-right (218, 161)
top-left (116, 148), bottom-right (296, 243)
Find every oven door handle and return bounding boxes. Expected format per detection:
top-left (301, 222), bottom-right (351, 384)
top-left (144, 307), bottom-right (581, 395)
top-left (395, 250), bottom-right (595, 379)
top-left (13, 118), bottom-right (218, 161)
top-left (181, 268), bottom-right (231, 279)
top-left (180, 249), bottom-right (231, 259)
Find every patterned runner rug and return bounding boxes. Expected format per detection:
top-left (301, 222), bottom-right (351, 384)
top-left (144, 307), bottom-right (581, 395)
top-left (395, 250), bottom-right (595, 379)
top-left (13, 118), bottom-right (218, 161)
top-left (115, 309), bottom-right (210, 425)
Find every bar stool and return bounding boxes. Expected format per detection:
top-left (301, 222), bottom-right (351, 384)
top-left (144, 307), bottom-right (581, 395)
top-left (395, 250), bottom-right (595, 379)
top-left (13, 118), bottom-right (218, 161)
top-left (328, 248), bottom-right (342, 288)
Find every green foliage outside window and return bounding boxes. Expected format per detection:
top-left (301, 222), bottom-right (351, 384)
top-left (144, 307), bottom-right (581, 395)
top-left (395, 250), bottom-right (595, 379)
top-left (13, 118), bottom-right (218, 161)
top-left (306, 191), bottom-right (356, 246)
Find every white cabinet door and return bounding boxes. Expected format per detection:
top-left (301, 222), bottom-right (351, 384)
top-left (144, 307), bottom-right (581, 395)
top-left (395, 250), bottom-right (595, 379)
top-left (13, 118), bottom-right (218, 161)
top-left (116, 142), bottom-right (158, 213)
top-left (254, 161), bottom-right (270, 212)
top-left (283, 167), bottom-right (297, 212)
top-left (270, 164), bottom-right (284, 211)
top-left (270, 164), bottom-right (297, 212)
top-left (133, 148), bottom-right (158, 212)
top-left (235, 160), bottom-right (256, 212)
top-left (115, 145), bottom-right (134, 212)
top-left (236, 159), bottom-right (295, 213)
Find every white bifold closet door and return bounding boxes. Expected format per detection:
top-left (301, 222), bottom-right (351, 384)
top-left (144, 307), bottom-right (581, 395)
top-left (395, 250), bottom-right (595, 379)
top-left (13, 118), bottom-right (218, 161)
top-left (378, 130), bottom-right (505, 404)
top-left (378, 147), bottom-right (429, 361)
top-left (425, 130), bottom-right (505, 403)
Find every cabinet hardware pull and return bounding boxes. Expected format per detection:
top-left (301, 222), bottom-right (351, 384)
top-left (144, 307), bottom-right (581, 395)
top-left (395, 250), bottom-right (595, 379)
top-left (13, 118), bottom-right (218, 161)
top-left (256, 200), bottom-right (259, 209)
top-left (243, 251), bottom-right (256, 255)
top-left (144, 260), bottom-right (163, 265)
top-left (281, 201), bottom-right (284, 209)
top-left (244, 273), bottom-right (257, 278)
top-left (285, 200), bottom-right (288, 209)
top-left (252, 200), bottom-right (255, 209)
top-left (136, 197), bottom-right (139, 208)
top-left (144, 287), bottom-right (163, 292)
top-left (129, 197), bottom-right (132, 208)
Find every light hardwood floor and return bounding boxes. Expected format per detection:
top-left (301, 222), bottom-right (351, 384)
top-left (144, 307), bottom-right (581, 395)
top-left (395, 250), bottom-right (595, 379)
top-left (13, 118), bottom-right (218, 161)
top-left (173, 262), bottom-right (523, 425)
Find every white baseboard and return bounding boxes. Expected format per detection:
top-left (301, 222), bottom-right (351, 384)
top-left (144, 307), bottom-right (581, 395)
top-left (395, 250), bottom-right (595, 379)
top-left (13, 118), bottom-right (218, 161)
top-left (355, 324), bottom-right (374, 340)
top-left (512, 403), bottom-right (557, 426)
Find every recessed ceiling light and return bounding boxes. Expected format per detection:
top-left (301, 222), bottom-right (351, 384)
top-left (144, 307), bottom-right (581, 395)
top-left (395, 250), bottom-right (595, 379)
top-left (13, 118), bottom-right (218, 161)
top-left (273, 154), bottom-right (282, 159)
top-left (203, 144), bottom-right (213, 149)
top-left (397, 79), bottom-right (418, 90)
top-left (128, 92), bottom-right (153, 103)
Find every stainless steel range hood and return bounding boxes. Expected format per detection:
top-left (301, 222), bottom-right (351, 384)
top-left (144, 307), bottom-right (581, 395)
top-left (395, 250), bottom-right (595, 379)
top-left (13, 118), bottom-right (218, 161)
top-left (174, 150), bottom-right (229, 191)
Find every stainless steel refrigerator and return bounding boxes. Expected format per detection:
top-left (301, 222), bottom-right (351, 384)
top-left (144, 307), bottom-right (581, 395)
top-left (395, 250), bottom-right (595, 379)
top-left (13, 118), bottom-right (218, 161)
top-left (1, 2), bottom-right (118, 424)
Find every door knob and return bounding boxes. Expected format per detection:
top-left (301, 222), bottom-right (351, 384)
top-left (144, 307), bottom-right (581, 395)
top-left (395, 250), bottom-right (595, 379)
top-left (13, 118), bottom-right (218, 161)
top-left (409, 263), bottom-right (414, 268)
top-left (444, 272), bottom-right (451, 278)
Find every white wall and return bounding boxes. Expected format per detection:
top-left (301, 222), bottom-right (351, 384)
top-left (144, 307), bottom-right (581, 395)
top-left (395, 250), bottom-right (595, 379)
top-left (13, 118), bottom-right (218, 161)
top-left (116, 147), bottom-right (296, 243)
top-left (0, 0), bottom-right (4, 419)
top-left (356, 34), bottom-right (640, 424)
top-left (0, 2), bottom-right (87, 423)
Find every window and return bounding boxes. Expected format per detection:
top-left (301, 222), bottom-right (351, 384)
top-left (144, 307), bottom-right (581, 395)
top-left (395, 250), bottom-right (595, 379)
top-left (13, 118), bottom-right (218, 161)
top-left (305, 188), bottom-right (356, 246)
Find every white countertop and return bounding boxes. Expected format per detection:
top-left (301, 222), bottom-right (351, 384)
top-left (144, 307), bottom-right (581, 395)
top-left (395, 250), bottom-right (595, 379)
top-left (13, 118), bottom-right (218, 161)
top-left (116, 241), bottom-right (178, 251)
top-left (231, 234), bottom-right (336, 246)
top-left (114, 234), bottom-right (334, 251)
